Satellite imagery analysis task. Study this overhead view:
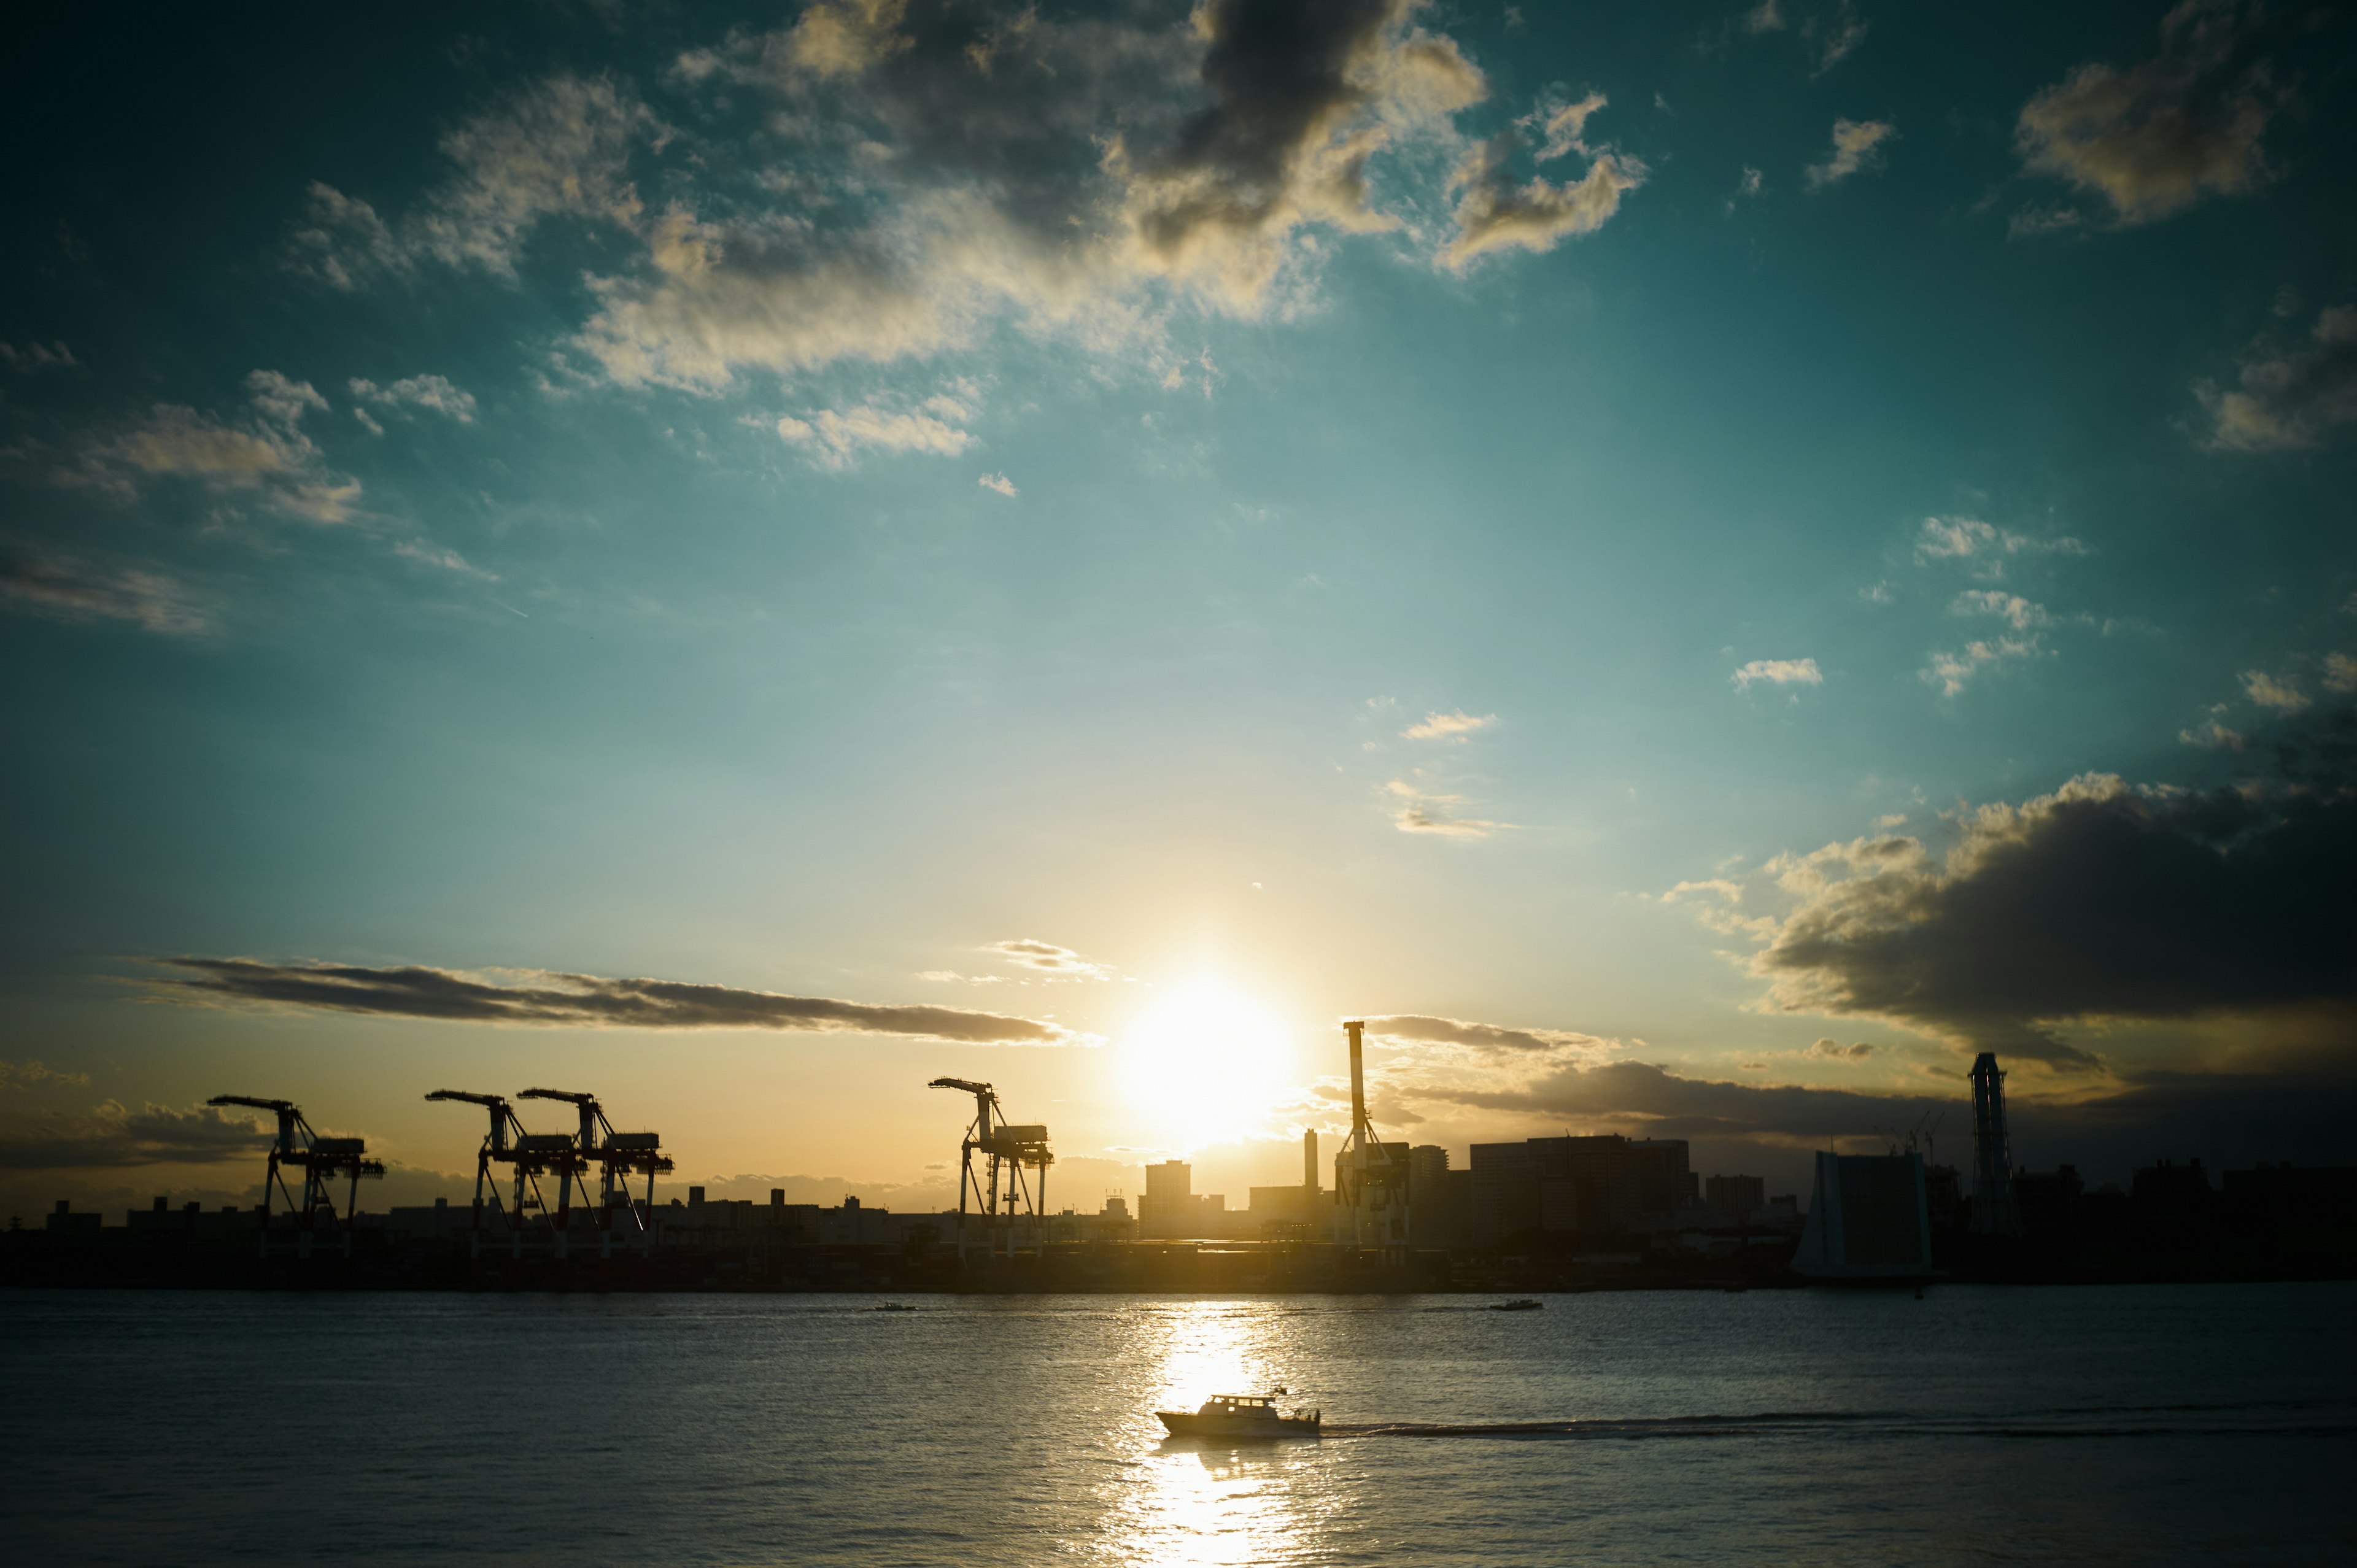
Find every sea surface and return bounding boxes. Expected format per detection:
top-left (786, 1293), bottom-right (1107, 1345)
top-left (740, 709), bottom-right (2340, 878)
top-left (4, 1283), bottom-right (2350, 1566)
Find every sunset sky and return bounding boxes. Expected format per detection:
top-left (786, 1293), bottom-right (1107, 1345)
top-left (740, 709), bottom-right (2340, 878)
top-left (5, 1), bottom-right (2353, 1218)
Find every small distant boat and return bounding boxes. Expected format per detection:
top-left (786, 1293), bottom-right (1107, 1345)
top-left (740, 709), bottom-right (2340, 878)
top-left (1490, 1298), bottom-right (1544, 1312)
top-left (1156, 1392), bottom-right (1322, 1440)
top-left (869, 1302), bottom-right (918, 1313)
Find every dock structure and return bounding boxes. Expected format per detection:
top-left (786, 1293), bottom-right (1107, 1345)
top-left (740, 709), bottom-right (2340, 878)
top-left (203, 1095), bottom-right (384, 1256)
top-left (929, 1078), bottom-right (1052, 1261)
top-left (1334, 1021), bottom-right (1407, 1253)
top-left (423, 1090), bottom-right (548, 1238)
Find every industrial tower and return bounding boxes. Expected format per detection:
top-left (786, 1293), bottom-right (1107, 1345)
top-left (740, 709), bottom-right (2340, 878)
top-left (1333, 1021), bottom-right (1407, 1249)
top-left (423, 1090), bottom-right (548, 1237)
top-left (519, 1087), bottom-right (671, 1234)
top-left (1968, 1052), bottom-right (2022, 1237)
top-left (206, 1095), bottom-right (384, 1254)
top-left (929, 1078), bottom-right (1052, 1260)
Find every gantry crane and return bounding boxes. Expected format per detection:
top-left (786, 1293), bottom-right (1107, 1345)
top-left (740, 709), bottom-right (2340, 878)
top-left (206, 1095), bottom-right (384, 1252)
top-left (1333, 1021), bottom-right (1407, 1250)
top-left (423, 1090), bottom-right (548, 1235)
top-left (517, 1087), bottom-right (670, 1232)
top-left (928, 1078), bottom-right (1053, 1260)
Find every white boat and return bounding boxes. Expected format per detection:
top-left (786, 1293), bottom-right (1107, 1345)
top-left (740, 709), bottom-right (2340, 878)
top-left (1156, 1392), bottom-right (1322, 1440)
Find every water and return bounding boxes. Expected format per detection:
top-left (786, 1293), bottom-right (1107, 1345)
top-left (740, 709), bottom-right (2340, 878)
top-left (4, 1284), bottom-right (2350, 1566)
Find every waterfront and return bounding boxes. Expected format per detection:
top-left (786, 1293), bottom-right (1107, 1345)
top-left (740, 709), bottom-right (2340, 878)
top-left (5, 1283), bottom-right (2350, 1566)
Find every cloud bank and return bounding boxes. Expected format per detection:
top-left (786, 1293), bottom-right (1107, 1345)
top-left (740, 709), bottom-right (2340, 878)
top-left (148, 957), bottom-right (1085, 1044)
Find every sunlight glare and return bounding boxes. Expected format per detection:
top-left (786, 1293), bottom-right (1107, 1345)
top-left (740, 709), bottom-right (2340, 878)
top-left (1117, 978), bottom-right (1293, 1148)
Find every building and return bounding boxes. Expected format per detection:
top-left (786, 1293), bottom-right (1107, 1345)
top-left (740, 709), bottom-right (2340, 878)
top-left (1792, 1151), bottom-right (1932, 1279)
top-left (1141, 1159), bottom-right (1191, 1238)
top-left (1407, 1145), bottom-right (1472, 1247)
top-left (1969, 1052), bottom-right (2021, 1237)
top-left (1468, 1135), bottom-right (1695, 1243)
top-left (1705, 1173), bottom-right (1765, 1221)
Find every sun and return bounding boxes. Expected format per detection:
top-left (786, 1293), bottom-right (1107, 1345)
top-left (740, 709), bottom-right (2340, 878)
top-left (1115, 978), bottom-right (1293, 1148)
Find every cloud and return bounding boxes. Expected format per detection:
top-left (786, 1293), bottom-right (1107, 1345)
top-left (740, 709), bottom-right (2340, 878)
top-left (1438, 102), bottom-right (1644, 269)
top-left (1807, 1), bottom-right (1868, 75)
top-left (0, 1100), bottom-right (273, 1170)
top-left (1921, 635), bottom-right (2042, 697)
top-left (145, 957), bottom-right (1084, 1045)
top-left (1913, 516), bottom-right (2089, 571)
top-left (0, 554), bottom-right (212, 637)
top-left (2326, 654), bottom-right (2357, 695)
top-left (778, 402), bottom-right (976, 469)
top-left (392, 539), bottom-right (497, 580)
top-left (977, 471), bottom-right (1018, 497)
top-left (68, 371), bottom-right (362, 524)
top-left (1731, 657), bottom-right (1822, 691)
top-left (1953, 590), bottom-right (2052, 631)
top-left (1805, 1038), bottom-right (1876, 1060)
top-left (1741, 2), bottom-right (1786, 36)
top-left (980, 939), bottom-right (1112, 979)
top-left (2015, 0), bottom-right (2288, 227)
top-left (1403, 709), bottom-right (1495, 740)
top-left (2180, 708), bottom-right (2247, 750)
top-left (2240, 668), bottom-right (2308, 713)
top-left (1744, 759), bottom-right (2357, 1067)
top-left (292, 75), bottom-right (656, 286)
top-left (1661, 878), bottom-right (1742, 904)
top-left (1364, 1013), bottom-right (1611, 1057)
top-left (1725, 164), bottom-right (1763, 214)
top-left (350, 374), bottom-right (479, 424)
top-left (0, 1060), bottom-right (92, 1092)
top-left (1384, 779), bottom-right (1503, 838)
top-left (2197, 306), bottom-right (2357, 452)
top-left (1805, 118), bottom-right (1894, 189)
top-left (1398, 1057), bottom-right (2357, 1175)
top-left (0, 340), bottom-right (77, 372)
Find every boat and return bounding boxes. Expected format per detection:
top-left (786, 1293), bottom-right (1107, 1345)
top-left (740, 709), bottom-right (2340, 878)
top-left (1156, 1392), bottom-right (1322, 1440)
top-left (869, 1302), bottom-right (918, 1313)
top-left (1490, 1298), bottom-right (1543, 1311)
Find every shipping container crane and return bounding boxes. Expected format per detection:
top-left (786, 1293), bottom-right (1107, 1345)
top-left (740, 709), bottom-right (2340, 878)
top-left (517, 1087), bottom-right (670, 1231)
top-left (206, 1094), bottom-right (384, 1251)
top-left (423, 1090), bottom-right (548, 1235)
top-left (928, 1078), bottom-right (1053, 1260)
top-left (1333, 1021), bottom-right (1407, 1249)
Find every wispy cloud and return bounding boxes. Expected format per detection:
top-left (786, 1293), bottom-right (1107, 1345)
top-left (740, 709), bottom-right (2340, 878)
top-left (1439, 95), bottom-right (1645, 269)
top-left (778, 403), bottom-right (975, 470)
top-left (0, 1060), bottom-right (92, 1092)
top-left (1952, 589), bottom-right (2052, 631)
top-left (0, 1100), bottom-right (273, 1170)
top-left (1385, 779), bottom-right (1504, 839)
top-left (0, 340), bottom-right (77, 373)
top-left (1805, 1038), bottom-right (1876, 1060)
top-left (979, 940), bottom-right (1113, 980)
top-left (1732, 657), bottom-right (1822, 691)
top-left (1363, 1014), bottom-right (1611, 1057)
top-left (977, 472), bottom-right (1018, 498)
top-left (67, 370), bottom-right (362, 524)
top-left (2325, 654), bottom-right (2357, 695)
top-left (1913, 517), bottom-right (2089, 573)
top-left (350, 374), bottom-right (478, 425)
top-left (1403, 709), bottom-right (1495, 740)
top-left (2197, 305), bottom-right (2357, 452)
top-left (1805, 118), bottom-right (1895, 189)
top-left (1921, 635), bottom-right (2041, 697)
top-left (2240, 668), bottom-right (2308, 713)
top-left (0, 554), bottom-right (212, 637)
top-left (145, 957), bottom-right (1085, 1045)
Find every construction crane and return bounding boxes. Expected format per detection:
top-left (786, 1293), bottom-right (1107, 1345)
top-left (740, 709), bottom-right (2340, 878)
top-left (929, 1078), bottom-right (1053, 1261)
top-left (517, 1088), bottom-right (670, 1232)
top-left (1333, 1022), bottom-right (1407, 1250)
top-left (206, 1095), bottom-right (384, 1251)
top-left (423, 1091), bottom-right (548, 1235)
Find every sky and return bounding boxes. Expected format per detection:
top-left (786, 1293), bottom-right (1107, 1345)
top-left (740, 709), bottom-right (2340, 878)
top-left (4, 0), bottom-right (2355, 1219)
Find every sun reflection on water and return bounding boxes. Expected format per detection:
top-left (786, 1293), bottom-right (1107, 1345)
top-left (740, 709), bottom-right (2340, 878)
top-left (1104, 1303), bottom-right (1329, 1567)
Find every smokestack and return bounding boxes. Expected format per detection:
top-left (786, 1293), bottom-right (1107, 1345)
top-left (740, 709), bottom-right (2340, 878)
top-left (1303, 1127), bottom-right (1318, 1194)
top-left (1345, 1020), bottom-right (1367, 1135)
top-left (1969, 1052), bottom-right (2021, 1237)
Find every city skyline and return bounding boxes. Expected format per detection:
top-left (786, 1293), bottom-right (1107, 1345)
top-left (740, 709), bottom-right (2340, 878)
top-left (6, 2), bottom-right (2356, 1219)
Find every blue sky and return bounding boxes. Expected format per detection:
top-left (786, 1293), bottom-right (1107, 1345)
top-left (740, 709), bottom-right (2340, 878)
top-left (4, 1), bottom-right (2354, 1213)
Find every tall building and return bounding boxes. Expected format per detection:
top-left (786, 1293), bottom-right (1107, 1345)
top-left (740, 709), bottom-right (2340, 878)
top-left (1468, 1134), bottom-right (1693, 1243)
top-left (1970, 1052), bottom-right (2022, 1237)
top-left (1705, 1173), bottom-right (1765, 1220)
top-left (1302, 1127), bottom-right (1319, 1195)
top-left (1141, 1159), bottom-right (1191, 1238)
top-left (1792, 1151), bottom-right (1932, 1279)
top-left (1407, 1145), bottom-right (1467, 1247)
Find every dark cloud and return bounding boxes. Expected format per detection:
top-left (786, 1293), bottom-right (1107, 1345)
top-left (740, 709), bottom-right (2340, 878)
top-left (981, 938), bottom-right (1111, 977)
top-left (1364, 1014), bottom-right (1607, 1055)
top-left (149, 958), bottom-right (1083, 1045)
top-left (1750, 735), bottom-right (2357, 1066)
top-left (2014, 0), bottom-right (2291, 226)
top-left (0, 1102), bottom-right (273, 1170)
top-left (1805, 1038), bottom-right (1875, 1060)
top-left (1404, 1059), bottom-right (2357, 1178)
top-left (2200, 305), bottom-right (2357, 452)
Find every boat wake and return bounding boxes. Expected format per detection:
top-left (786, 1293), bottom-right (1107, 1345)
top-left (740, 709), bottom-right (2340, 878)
top-left (1323, 1404), bottom-right (2357, 1442)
